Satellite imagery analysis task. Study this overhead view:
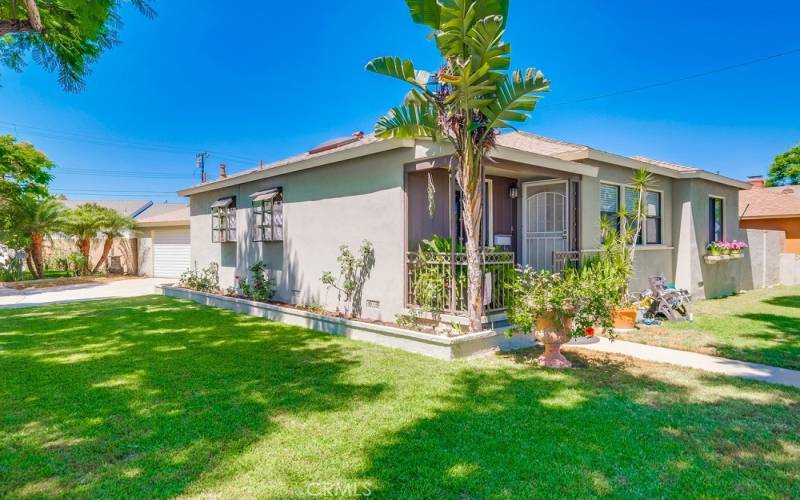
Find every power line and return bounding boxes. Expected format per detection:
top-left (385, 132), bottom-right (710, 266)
top-left (52, 188), bottom-right (178, 194)
top-left (54, 168), bottom-right (191, 179)
top-left (0, 120), bottom-right (263, 166)
top-left (546, 47), bottom-right (800, 106)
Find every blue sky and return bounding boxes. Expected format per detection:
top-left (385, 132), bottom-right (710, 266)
top-left (1, 0), bottom-right (798, 203)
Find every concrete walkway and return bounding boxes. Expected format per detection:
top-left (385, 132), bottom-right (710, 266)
top-left (567, 337), bottom-right (800, 389)
top-left (0, 278), bottom-right (174, 308)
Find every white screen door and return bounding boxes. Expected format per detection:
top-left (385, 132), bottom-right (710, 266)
top-left (522, 181), bottom-right (568, 270)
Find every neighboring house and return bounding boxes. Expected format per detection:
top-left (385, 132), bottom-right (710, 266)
top-left (739, 177), bottom-right (800, 254)
top-left (177, 131), bottom-right (752, 324)
top-left (135, 204), bottom-right (191, 279)
top-left (47, 200), bottom-right (190, 278)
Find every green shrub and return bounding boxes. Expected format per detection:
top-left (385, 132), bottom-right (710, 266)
top-left (178, 263), bottom-right (220, 293)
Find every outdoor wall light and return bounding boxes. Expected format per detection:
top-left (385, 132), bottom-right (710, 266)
top-left (508, 186), bottom-right (519, 199)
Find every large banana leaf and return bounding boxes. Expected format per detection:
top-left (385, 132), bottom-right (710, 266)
top-left (435, 0), bottom-right (510, 57)
top-left (465, 15), bottom-right (510, 72)
top-left (483, 68), bottom-right (549, 130)
top-left (365, 56), bottom-right (432, 90)
top-left (374, 104), bottom-right (441, 140)
top-left (406, 0), bottom-right (441, 28)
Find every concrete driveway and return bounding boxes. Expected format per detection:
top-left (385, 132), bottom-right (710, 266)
top-left (0, 278), bottom-right (175, 309)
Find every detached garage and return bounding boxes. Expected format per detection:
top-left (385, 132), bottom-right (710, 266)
top-left (152, 228), bottom-right (191, 278)
top-left (136, 204), bottom-right (191, 279)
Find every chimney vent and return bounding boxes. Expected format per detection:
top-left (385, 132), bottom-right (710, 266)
top-left (219, 163), bottom-right (227, 179)
top-left (747, 175), bottom-right (764, 188)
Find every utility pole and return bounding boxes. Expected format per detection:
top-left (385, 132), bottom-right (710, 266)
top-left (196, 152), bottom-right (209, 183)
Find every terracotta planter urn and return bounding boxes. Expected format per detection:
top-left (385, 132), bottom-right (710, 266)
top-left (612, 307), bottom-right (637, 330)
top-left (533, 313), bottom-right (573, 368)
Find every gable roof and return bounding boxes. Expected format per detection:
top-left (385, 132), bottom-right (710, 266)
top-left (177, 131), bottom-right (750, 196)
top-left (632, 156), bottom-right (699, 173)
top-left (495, 131), bottom-right (588, 156)
top-left (60, 199), bottom-right (153, 218)
top-left (136, 203), bottom-right (190, 227)
top-left (764, 184), bottom-right (800, 199)
top-left (740, 188), bottom-right (800, 218)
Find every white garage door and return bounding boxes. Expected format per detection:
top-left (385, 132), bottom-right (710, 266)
top-left (153, 229), bottom-right (191, 279)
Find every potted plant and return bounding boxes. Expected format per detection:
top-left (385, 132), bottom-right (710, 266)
top-left (598, 168), bottom-right (654, 330)
top-left (706, 241), bottom-right (723, 257)
top-left (506, 265), bottom-right (618, 368)
top-left (730, 240), bottom-right (747, 256)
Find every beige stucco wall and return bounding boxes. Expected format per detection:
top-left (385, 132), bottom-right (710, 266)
top-left (672, 178), bottom-right (747, 298)
top-left (578, 160), bottom-right (676, 291)
top-left (189, 148), bottom-right (413, 321)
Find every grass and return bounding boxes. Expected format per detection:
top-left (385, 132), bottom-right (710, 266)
top-left (615, 286), bottom-right (800, 370)
top-left (20, 270), bottom-right (72, 281)
top-left (1, 296), bottom-right (798, 498)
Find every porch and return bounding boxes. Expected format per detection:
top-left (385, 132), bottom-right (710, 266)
top-left (404, 156), bottom-right (584, 317)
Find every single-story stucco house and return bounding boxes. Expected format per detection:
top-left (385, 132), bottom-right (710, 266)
top-left (176, 131), bottom-right (753, 324)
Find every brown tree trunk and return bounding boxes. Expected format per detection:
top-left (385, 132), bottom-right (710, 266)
top-left (461, 186), bottom-right (484, 332)
top-left (77, 238), bottom-right (91, 275)
top-left (458, 145), bottom-right (484, 333)
top-left (93, 238), bottom-right (113, 274)
top-left (0, 0), bottom-right (43, 35)
top-left (25, 251), bottom-right (34, 279)
top-left (30, 232), bottom-right (45, 279)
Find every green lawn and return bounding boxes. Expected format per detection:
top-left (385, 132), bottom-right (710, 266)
top-left (615, 286), bottom-right (800, 370)
top-left (1, 297), bottom-right (798, 498)
top-left (21, 270), bottom-right (72, 281)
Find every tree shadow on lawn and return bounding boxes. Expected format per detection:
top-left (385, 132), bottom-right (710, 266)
top-left (357, 348), bottom-right (800, 498)
top-left (0, 296), bottom-right (385, 498)
top-left (725, 309), bottom-right (800, 370)
top-left (763, 295), bottom-right (800, 309)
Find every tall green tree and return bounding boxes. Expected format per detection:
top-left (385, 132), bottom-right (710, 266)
top-left (366, 0), bottom-right (549, 331)
top-left (0, 134), bottom-right (53, 202)
top-left (63, 202), bottom-right (105, 274)
top-left (0, 0), bottom-right (155, 91)
top-left (92, 207), bottom-right (135, 273)
top-left (766, 145), bottom-right (800, 187)
top-left (3, 195), bottom-right (66, 278)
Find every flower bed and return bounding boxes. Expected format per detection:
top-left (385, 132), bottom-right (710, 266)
top-left (159, 285), bottom-right (534, 360)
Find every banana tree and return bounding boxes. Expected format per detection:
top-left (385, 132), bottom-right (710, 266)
top-left (366, 0), bottom-right (549, 331)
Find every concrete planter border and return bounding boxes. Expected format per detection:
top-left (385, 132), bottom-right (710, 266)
top-left (160, 286), bottom-right (533, 360)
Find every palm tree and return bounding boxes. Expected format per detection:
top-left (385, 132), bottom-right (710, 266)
top-left (93, 209), bottom-right (136, 273)
top-left (366, 0), bottom-right (549, 331)
top-left (10, 196), bottom-right (66, 279)
top-left (63, 203), bottom-right (106, 275)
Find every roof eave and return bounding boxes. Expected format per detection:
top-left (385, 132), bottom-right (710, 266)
top-left (177, 138), bottom-right (415, 196)
top-left (491, 146), bottom-right (599, 177)
top-left (137, 219), bottom-right (190, 228)
top-left (558, 149), bottom-right (751, 189)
